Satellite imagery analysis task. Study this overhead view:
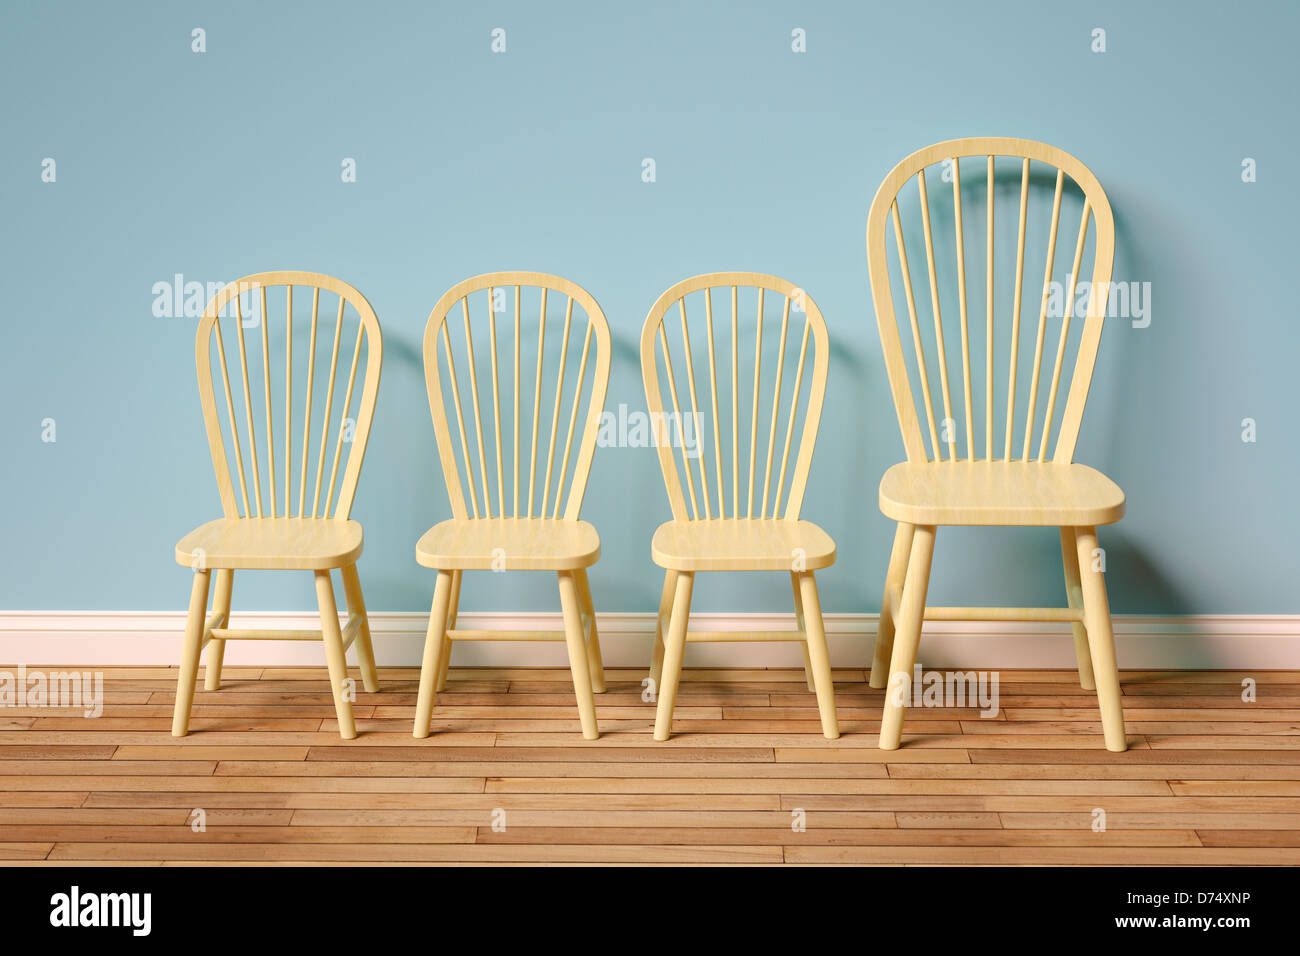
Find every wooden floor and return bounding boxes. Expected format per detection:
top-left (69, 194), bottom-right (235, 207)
top-left (2, 665), bottom-right (1299, 865)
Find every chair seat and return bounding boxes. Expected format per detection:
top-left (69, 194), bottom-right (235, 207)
top-left (878, 461), bottom-right (1125, 526)
top-left (415, 518), bottom-right (600, 570)
top-left (651, 519), bottom-right (836, 572)
top-left (174, 517), bottom-right (364, 570)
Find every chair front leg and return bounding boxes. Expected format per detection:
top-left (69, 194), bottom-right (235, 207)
top-left (1059, 527), bottom-right (1096, 691)
top-left (341, 563), bottom-right (380, 693)
top-left (878, 525), bottom-right (935, 750)
top-left (575, 568), bottom-right (606, 693)
top-left (648, 569), bottom-right (676, 692)
top-left (1074, 527), bottom-right (1128, 752)
top-left (796, 571), bottom-right (840, 739)
top-left (204, 569), bottom-right (234, 691)
top-left (314, 570), bottom-right (357, 740)
top-left (436, 570), bottom-right (462, 691)
top-left (558, 571), bottom-right (600, 740)
top-left (171, 569), bottom-right (211, 737)
top-left (414, 571), bottom-right (454, 739)
top-left (790, 572), bottom-right (816, 692)
top-left (871, 522), bottom-right (914, 689)
top-left (653, 571), bottom-right (694, 741)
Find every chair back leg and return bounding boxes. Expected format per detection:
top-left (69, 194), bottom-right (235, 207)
top-left (341, 564), bottom-right (379, 693)
top-left (204, 569), bottom-right (234, 691)
top-left (575, 569), bottom-right (606, 693)
top-left (314, 570), bottom-right (357, 740)
top-left (796, 571), bottom-right (840, 739)
top-left (1059, 527), bottom-right (1097, 690)
top-left (172, 569), bottom-right (212, 737)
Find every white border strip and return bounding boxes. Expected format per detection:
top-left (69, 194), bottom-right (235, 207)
top-left (1, 611), bottom-right (1297, 669)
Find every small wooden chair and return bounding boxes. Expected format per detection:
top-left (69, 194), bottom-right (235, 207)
top-left (173, 271), bottom-right (383, 740)
top-left (866, 138), bottom-right (1129, 751)
top-left (641, 273), bottom-right (839, 741)
top-left (414, 273), bottom-right (612, 740)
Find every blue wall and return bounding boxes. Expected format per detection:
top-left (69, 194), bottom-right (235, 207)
top-left (1, 0), bottom-right (1294, 615)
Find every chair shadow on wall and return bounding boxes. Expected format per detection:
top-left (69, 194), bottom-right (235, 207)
top-left (1093, 196), bottom-right (1214, 671)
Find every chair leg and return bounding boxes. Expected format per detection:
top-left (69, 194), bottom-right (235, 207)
top-left (575, 568), bottom-right (606, 694)
top-left (790, 573), bottom-right (816, 692)
top-left (648, 569), bottom-right (676, 692)
top-left (796, 571), bottom-right (840, 739)
top-left (558, 571), bottom-right (600, 740)
top-left (171, 569), bottom-right (211, 737)
top-left (436, 570), bottom-right (461, 691)
top-left (341, 563), bottom-right (379, 694)
top-left (653, 571), bottom-right (694, 741)
top-left (878, 525), bottom-right (935, 751)
top-left (414, 571), bottom-right (454, 739)
top-left (314, 569), bottom-right (357, 740)
top-left (1075, 527), bottom-right (1128, 752)
top-left (203, 569), bottom-right (233, 691)
top-left (1059, 526), bottom-right (1097, 691)
top-left (871, 522), bottom-right (914, 689)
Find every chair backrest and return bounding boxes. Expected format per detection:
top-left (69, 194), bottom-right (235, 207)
top-left (866, 137), bottom-right (1116, 465)
top-left (423, 272), bottom-right (612, 521)
top-left (195, 270), bottom-right (383, 520)
top-left (641, 272), bottom-right (830, 522)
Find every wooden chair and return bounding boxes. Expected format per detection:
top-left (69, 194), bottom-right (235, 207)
top-left (866, 137), bottom-right (1128, 752)
top-left (173, 271), bottom-right (383, 740)
top-left (414, 273), bottom-right (612, 740)
top-left (641, 273), bottom-right (839, 741)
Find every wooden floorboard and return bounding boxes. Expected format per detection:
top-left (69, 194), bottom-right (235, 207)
top-left (1, 665), bottom-right (1297, 865)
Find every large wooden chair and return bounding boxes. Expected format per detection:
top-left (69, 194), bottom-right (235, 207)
top-left (413, 273), bottom-right (612, 740)
top-left (641, 273), bottom-right (839, 741)
top-left (173, 271), bottom-right (383, 739)
top-left (866, 138), bottom-right (1128, 752)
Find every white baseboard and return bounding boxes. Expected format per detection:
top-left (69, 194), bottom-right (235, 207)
top-left (0, 611), bottom-right (1297, 669)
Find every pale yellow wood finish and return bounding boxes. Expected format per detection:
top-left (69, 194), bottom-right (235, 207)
top-left (867, 139), bottom-right (1128, 752)
top-left (172, 271), bottom-right (383, 741)
top-left (642, 273), bottom-right (839, 741)
top-left (414, 273), bottom-right (612, 740)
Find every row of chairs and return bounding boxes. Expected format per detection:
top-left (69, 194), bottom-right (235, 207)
top-left (170, 137), bottom-right (1129, 752)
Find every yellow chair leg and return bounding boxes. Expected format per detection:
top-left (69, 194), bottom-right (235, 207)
top-left (797, 571), bottom-right (839, 739)
top-left (558, 571), bottom-right (600, 739)
top-left (436, 570), bottom-right (461, 691)
top-left (341, 563), bottom-right (379, 694)
top-left (871, 522), bottom-right (914, 689)
top-left (172, 569), bottom-right (211, 737)
top-left (653, 571), bottom-right (694, 741)
top-left (790, 573), bottom-right (816, 692)
top-left (203, 569), bottom-right (233, 691)
top-left (648, 569), bottom-right (676, 692)
top-left (414, 571), bottom-right (453, 739)
top-left (1075, 527), bottom-right (1128, 752)
top-left (315, 570), bottom-right (357, 740)
top-left (1060, 526), bottom-right (1097, 691)
top-left (575, 568), bottom-right (606, 694)
top-left (878, 525), bottom-right (935, 751)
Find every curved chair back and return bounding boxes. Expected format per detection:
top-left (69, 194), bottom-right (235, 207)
top-left (866, 138), bottom-right (1116, 465)
top-left (423, 272), bottom-right (612, 521)
top-left (196, 271), bottom-right (383, 520)
top-left (641, 272), bottom-right (830, 522)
